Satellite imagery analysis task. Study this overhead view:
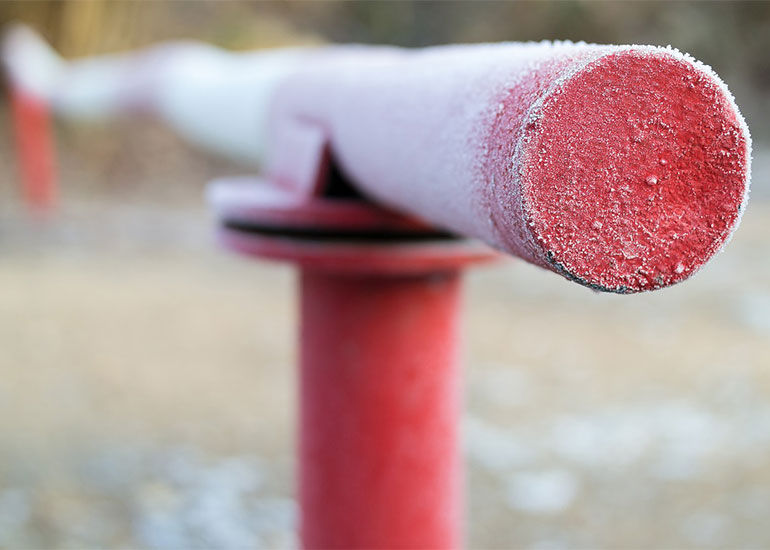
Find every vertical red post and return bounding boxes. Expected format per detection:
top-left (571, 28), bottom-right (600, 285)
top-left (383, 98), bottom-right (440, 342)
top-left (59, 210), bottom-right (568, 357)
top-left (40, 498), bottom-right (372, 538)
top-left (212, 180), bottom-right (495, 548)
top-left (299, 268), bottom-right (463, 549)
top-left (10, 89), bottom-right (58, 213)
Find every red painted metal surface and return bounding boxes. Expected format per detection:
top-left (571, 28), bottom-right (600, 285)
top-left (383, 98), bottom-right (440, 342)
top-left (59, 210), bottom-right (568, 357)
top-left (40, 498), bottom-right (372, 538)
top-left (211, 177), bottom-right (496, 549)
top-left (484, 50), bottom-right (749, 292)
top-left (10, 88), bottom-right (57, 213)
top-left (267, 44), bottom-right (750, 293)
top-left (211, 45), bottom-right (752, 544)
top-left (300, 269), bottom-right (462, 549)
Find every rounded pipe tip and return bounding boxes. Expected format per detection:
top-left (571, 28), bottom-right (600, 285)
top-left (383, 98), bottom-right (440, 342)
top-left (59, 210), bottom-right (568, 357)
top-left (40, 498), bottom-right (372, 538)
top-left (502, 47), bottom-right (751, 293)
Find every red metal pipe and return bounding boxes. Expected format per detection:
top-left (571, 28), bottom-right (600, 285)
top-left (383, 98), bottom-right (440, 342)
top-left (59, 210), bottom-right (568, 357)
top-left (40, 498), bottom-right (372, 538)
top-left (211, 180), bottom-right (497, 548)
top-left (266, 44), bottom-right (751, 293)
top-left (299, 269), bottom-right (463, 549)
top-left (10, 88), bottom-right (57, 213)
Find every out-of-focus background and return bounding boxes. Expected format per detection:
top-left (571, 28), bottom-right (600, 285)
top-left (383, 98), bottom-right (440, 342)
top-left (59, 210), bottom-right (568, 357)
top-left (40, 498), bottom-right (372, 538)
top-left (0, 1), bottom-right (769, 548)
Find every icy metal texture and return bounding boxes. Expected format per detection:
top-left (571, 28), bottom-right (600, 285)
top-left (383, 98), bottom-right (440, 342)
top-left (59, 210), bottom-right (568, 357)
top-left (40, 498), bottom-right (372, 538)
top-left (267, 42), bottom-right (751, 293)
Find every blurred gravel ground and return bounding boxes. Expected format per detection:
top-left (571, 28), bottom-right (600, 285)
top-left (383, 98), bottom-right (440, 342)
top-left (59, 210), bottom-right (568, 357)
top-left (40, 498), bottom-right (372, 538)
top-left (0, 119), bottom-right (769, 548)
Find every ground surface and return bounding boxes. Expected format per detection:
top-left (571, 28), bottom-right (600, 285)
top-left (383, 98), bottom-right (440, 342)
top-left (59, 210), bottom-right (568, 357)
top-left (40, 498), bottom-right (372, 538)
top-left (0, 118), bottom-right (769, 549)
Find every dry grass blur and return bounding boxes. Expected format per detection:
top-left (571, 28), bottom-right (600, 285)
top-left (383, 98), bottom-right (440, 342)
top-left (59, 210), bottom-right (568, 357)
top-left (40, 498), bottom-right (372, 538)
top-left (0, 2), bottom-right (769, 548)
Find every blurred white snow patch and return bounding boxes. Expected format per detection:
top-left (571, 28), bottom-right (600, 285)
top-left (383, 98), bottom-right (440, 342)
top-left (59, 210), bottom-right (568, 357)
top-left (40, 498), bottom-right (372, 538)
top-left (198, 456), bottom-right (264, 494)
top-left (550, 412), bottom-right (653, 469)
top-left (649, 402), bottom-right (728, 480)
top-left (734, 292), bottom-right (770, 333)
top-left (0, 489), bottom-right (31, 545)
top-left (78, 445), bottom-right (147, 491)
top-left (505, 469), bottom-right (579, 515)
top-left (250, 498), bottom-right (298, 548)
top-left (547, 401), bottom-right (728, 480)
top-left (530, 537), bottom-right (572, 550)
top-left (132, 447), bottom-right (293, 550)
top-left (472, 364), bottom-right (535, 408)
top-left (680, 511), bottom-right (728, 546)
top-left (463, 415), bottom-right (536, 472)
top-left (133, 485), bottom-right (189, 550)
top-left (182, 461), bottom-right (260, 549)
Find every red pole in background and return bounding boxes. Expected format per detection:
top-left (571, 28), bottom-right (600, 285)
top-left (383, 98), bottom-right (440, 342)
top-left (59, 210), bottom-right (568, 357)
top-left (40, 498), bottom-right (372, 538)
top-left (300, 270), bottom-right (462, 549)
top-left (10, 88), bottom-right (57, 213)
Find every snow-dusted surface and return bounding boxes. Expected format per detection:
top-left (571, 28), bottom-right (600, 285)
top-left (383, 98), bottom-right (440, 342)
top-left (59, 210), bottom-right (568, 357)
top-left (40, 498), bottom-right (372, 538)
top-left (4, 30), bottom-right (751, 291)
top-left (269, 42), bottom-right (750, 292)
top-left (1, 25), bottom-right (307, 165)
top-left (0, 447), bottom-right (296, 549)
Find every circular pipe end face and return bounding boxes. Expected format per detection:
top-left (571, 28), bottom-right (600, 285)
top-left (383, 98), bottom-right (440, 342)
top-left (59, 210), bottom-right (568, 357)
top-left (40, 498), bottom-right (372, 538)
top-left (521, 48), bottom-right (750, 293)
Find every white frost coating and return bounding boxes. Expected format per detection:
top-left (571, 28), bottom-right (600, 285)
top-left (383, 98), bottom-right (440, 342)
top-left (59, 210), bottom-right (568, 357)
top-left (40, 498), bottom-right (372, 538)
top-left (268, 42), bottom-right (606, 242)
top-left (264, 41), bottom-right (751, 264)
top-left (505, 468), bottom-right (579, 514)
top-left (3, 28), bottom-right (750, 197)
top-left (1, 24), bottom-right (63, 101)
top-left (1, 24), bottom-right (306, 166)
top-left (153, 47), bottom-right (306, 165)
top-left (2, 28), bottom-right (751, 274)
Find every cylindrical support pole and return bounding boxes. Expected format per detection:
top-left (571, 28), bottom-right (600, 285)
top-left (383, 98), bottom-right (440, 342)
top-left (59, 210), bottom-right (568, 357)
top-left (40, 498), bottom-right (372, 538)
top-left (10, 89), bottom-right (58, 213)
top-left (299, 268), bottom-right (463, 549)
